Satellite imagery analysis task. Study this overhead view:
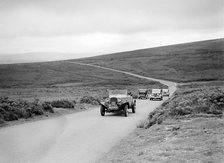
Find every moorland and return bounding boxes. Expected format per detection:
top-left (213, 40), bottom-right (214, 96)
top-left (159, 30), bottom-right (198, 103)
top-left (0, 38), bottom-right (224, 162)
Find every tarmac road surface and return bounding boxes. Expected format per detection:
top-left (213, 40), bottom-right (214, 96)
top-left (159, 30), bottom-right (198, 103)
top-left (0, 62), bottom-right (176, 163)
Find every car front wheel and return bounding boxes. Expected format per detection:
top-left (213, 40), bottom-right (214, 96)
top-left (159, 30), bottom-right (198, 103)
top-left (100, 105), bottom-right (105, 116)
top-left (124, 104), bottom-right (128, 117)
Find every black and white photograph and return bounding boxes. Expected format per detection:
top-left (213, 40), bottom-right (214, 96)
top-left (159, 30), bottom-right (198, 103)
top-left (0, 0), bottom-right (223, 162)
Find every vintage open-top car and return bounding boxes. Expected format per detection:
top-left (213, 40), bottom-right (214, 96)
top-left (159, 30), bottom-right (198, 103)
top-left (138, 89), bottom-right (148, 99)
top-left (149, 89), bottom-right (163, 101)
top-left (99, 89), bottom-right (136, 117)
top-left (162, 89), bottom-right (170, 97)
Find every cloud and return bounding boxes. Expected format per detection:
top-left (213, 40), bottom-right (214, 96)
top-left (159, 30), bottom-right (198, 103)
top-left (1, 0), bottom-right (223, 37)
top-left (0, 0), bottom-right (223, 54)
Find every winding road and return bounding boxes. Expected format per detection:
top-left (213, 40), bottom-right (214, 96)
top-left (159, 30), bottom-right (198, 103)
top-left (0, 62), bottom-right (176, 163)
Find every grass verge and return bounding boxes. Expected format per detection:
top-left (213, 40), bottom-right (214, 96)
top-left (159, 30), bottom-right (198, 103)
top-left (138, 86), bottom-right (224, 129)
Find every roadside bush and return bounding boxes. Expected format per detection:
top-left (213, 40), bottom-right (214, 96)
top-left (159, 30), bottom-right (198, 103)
top-left (11, 107), bottom-right (28, 119)
top-left (0, 97), bottom-right (55, 122)
top-left (4, 112), bottom-right (18, 121)
top-left (167, 87), bottom-right (224, 117)
top-left (51, 100), bottom-right (75, 108)
top-left (139, 87), bottom-right (224, 129)
top-left (31, 105), bottom-right (44, 116)
top-left (0, 118), bottom-right (4, 124)
top-left (42, 102), bottom-right (54, 113)
top-left (79, 96), bottom-right (99, 105)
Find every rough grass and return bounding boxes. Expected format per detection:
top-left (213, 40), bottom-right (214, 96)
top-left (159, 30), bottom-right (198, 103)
top-left (0, 61), bottom-right (161, 89)
top-left (0, 83), bottom-right (164, 105)
top-left (139, 86), bottom-right (224, 129)
top-left (98, 117), bottom-right (224, 163)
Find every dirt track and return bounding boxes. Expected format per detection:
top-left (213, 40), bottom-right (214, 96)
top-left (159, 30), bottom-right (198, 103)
top-left (0, 62), bottom-right (176, 163)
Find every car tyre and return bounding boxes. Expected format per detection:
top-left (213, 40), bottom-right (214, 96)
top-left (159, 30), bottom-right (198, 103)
top-left (124, 104), bottom-right (128, 117)
top-left (100, 105), bottom-right (105, 116)
top-left (132, 103), bottom-right (136, 113)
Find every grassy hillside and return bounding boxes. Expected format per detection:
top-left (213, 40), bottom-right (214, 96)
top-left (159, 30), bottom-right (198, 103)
top-left (0, 61), bottom-right (153, 88)
top-left (77, 38), bottom-right (224, 82)
top-left (0, 61), bottom-right (164, 101)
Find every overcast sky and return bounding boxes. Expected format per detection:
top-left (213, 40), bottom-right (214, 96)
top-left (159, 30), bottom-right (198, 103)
top-left (0, 0), bottom-right (223, 58)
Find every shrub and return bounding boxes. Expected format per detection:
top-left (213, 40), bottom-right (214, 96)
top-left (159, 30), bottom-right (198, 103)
top-left (12, 107), bottom-right (28, 119)
top-left (0, 97), bottom-right (9, 103)
top-left (6, 112), bottom-right (19, 121)
top-left (31, 105), bottom-right (44, 116)
top-left (140, 87), bottom-right (224, 129)
top-left (0, 97), bottom-right (56, 122)
top-left (168, 87), bottom-right (224, 117)
top-left (51, 100), bottom-right (75, 108)
top-left (26, 107), bottom-right (33, 118)
top-left (42, 102), bottom-right (54, 113)
top-left (79, 96), bottom-right (99, 105)
top-left (0, 118), bottom-right (4, 124)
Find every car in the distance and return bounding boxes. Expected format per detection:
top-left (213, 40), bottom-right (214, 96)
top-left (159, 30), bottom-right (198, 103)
top-left (138, 89), bottom-right (148, 99)
top-left (162, 89), bottom-right (170, 97)
top-left (99, 89), bottom-right (136, 117)
top-left (149, 89), bottom-right (163, 101)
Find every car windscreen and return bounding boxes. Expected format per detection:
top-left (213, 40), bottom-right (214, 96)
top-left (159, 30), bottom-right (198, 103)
top-left (138, 89), bottom-right (147, 93)
top-left (152, 89), bottom-right (161, 93)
